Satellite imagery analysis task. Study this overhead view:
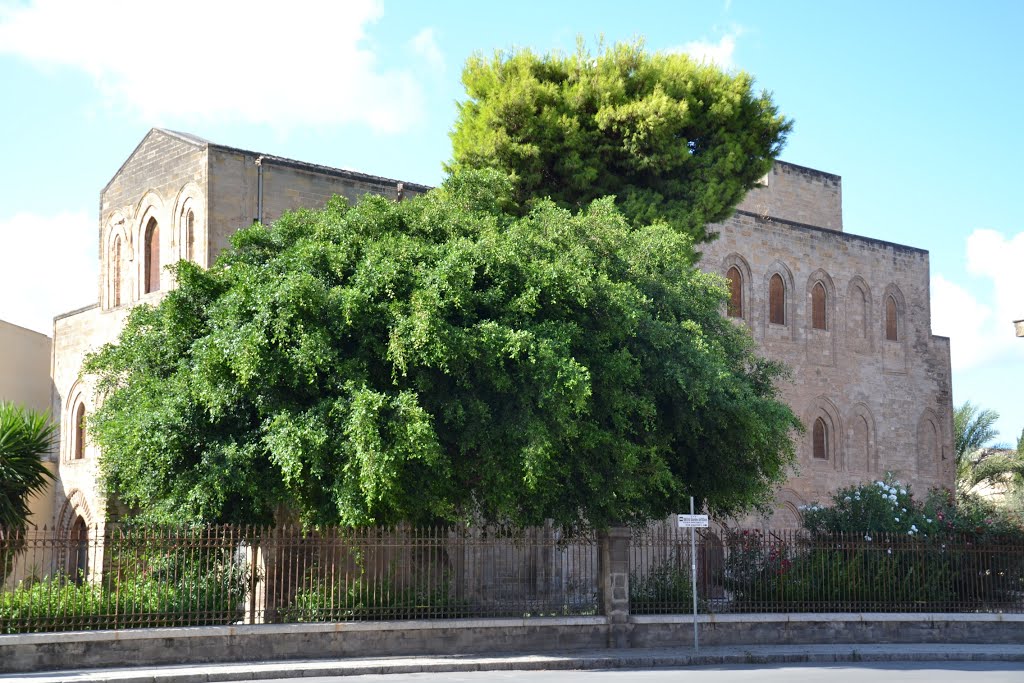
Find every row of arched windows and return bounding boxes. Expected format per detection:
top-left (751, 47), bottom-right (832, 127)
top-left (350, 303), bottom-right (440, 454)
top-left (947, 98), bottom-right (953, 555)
top-left (105, 198), bottom-right (200, 309)
top-left (802, 397), bottom-right (946, 478)
top-left (725, 265), bottom-right (903, 342)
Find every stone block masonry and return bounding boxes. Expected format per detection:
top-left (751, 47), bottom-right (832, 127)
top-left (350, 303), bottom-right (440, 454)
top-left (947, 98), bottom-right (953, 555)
top-left (700, 161), bottom-right (953, 524)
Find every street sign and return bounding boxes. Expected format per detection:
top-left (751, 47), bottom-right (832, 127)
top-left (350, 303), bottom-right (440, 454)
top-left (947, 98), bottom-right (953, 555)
top-left (677, 514), bottom-right (709, 528)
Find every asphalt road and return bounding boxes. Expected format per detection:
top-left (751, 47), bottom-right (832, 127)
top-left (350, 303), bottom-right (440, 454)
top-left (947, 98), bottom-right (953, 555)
top-left (266, 662), bottom-right (1024, 683)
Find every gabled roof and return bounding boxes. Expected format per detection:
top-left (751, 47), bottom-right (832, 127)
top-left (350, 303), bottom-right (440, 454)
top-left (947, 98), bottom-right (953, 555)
top-left (102, 128), bottom-right (432, 196)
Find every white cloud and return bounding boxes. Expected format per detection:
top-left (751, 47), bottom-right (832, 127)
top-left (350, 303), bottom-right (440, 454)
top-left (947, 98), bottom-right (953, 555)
top-left (410, 27), bottom-right (444, 74)
top-left (673, 34), bottom-right (738, 69)
top-left (965, 229), bottom-right (1024, 327)
top-left (0, 0), bottom-right (424, 133)
top-left (931, 228), bottom-right (1024, 371)
top-left (0, 211), bottom-right (98, 335)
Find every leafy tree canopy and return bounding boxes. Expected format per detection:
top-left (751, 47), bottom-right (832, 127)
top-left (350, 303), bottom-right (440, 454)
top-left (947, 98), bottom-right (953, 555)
top-left (448, 39), bottom-right (792, 247)
top-left (0, 401), bottom-right (56, 530)
top-left (84, 171), bottom-right (799, 530)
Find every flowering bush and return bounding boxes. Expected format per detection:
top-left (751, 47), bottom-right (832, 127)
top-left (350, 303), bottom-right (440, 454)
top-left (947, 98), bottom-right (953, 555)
top-left (800, 475), bottom-right (1024, 544)
top-left (800, 476), bottom-right (926, 539)
top-left (714, 476), bottom-right (1024, 612)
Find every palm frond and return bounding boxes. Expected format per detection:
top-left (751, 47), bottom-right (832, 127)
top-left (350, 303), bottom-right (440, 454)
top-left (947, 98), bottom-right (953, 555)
top-left (0, 401), bottom-right (57, 530)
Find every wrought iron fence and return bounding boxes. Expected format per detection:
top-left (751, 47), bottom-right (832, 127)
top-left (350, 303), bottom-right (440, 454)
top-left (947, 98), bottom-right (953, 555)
top-left (5, 523), bottom-right (1024, 634)
top-left (0, 524), bottom-right (598, 633)
top-left (629, 526), bottom-right (1024, 614)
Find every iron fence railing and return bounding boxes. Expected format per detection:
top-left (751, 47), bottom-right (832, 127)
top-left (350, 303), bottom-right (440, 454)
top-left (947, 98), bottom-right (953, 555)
top-left (0, 524), bottom-right (598, 633)
top-left (4, 524), bottom-right (1024, 634)
top-left (629, 527), bottom-right (1024, 614)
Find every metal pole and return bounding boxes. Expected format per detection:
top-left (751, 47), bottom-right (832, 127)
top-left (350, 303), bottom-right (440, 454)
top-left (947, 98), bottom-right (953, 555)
top-left (690, 496), bottom-right (698, 650)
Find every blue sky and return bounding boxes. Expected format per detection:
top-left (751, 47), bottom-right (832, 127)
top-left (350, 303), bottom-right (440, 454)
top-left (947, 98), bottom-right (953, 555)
top-left (1, 0), bottom-right (1022, 441)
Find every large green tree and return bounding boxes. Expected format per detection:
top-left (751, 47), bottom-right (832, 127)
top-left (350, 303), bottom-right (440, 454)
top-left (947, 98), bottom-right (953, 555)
top-left (448, 40), bottom-right (791, 246)
top-left (84, 171), bottom-right (800, 530)
top-left (0, 401), bottom-right (56, 531)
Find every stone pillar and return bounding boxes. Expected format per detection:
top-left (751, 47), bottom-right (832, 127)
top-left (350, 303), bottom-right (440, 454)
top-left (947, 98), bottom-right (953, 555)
top-left (598, 526), bottom-right (632, 648)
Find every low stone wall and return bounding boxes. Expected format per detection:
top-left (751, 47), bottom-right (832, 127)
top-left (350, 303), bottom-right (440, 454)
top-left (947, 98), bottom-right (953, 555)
top-left (630, 613), bottom-right (1024, 648)
top-left (3, 614), bottom-right (1023, 673)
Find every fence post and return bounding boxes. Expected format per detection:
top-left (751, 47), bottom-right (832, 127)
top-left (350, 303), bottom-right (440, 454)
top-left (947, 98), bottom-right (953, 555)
top-left (247, 530), bottom-right (260, 625)
top-left (598, 526), bottom-right (632, 648)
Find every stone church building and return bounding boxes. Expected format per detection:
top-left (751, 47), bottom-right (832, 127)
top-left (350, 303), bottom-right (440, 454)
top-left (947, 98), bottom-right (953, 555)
top-left (47, 128), bottom-right (954, 536)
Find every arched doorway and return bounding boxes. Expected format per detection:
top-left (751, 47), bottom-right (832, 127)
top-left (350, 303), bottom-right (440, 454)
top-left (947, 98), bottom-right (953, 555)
top-left (68, 515), bottom-right (89, 583)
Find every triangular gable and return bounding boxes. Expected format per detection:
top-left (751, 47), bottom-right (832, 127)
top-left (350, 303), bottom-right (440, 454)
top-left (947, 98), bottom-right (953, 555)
top-left (100, 128), bottom-right (208, 196)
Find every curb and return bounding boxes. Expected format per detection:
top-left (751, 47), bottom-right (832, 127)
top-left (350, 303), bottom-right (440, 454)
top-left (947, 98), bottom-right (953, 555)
top-left (5, 646), bottom-right (1024, 682)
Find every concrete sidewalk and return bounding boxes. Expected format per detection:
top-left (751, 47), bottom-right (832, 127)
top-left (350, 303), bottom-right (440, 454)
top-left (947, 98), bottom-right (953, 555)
top-left (4, 643), bottom-right (1024, 682)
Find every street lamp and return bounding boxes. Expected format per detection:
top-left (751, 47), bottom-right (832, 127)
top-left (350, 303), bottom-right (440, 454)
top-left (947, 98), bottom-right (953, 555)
top-left (1015, 319), bottom-right (1024, 338)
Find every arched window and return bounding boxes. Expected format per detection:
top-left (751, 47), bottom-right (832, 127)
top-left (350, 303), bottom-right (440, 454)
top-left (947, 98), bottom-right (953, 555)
top-left (769, 273), bottom-right (785, 325)
top-left (145, 217), bottom-right (160, 294)
top-left (852, 414), bottom-right (871, 473)
top-left (849, 285), bottom-right (867, 338)
top-left (69, 516), bottom-right (89, 583)
top-left (813, 418), bottom-right (828, 460)
top-left (726, 266), bottom-right (743, 318)
top-left (185, 209), bottom-right (195, 262)
top-left (885, 295), bottom-right (898, 341)
top-left (73, 403), bottom-right (86, 460)
top-left (111, 236), bottom-right (121, 307)
top-left (811, 282), bottom-right (827, 330)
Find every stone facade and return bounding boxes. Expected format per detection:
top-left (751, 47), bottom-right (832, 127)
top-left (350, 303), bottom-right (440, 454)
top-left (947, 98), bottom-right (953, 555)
top-left (50, 129), bottom-right (429, 535)
top-left (47, 130), bottom-right (953, 534)
top-left (700, 162), bottom-right (954, 525)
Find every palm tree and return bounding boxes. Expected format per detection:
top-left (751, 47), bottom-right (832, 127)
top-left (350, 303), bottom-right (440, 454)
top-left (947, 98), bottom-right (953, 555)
top-left (953, 401), bottom-right (1024, 498)
top-left (0, 401), bottom-right (57, 530)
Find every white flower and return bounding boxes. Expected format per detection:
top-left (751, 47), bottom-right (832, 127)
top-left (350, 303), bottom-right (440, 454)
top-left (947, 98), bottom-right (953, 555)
top-left (894, 517), bottom-right (900, 522)
top-left (902, 508), bottom-right (907, 513)
top-left (887, 548), bottom-right (892, 555)
top-left (926, 518), bottom-right (932, 524)
top-left (910, 524), bottom-right (918, 531)
top-left (888, 494), bottom-right (897, 502)
top-left (864, 535), bottom-right (872, 541)
top-left (844, 496), bottom-right (851, 503)
top-left (900, 489), bottom-right (907, 496)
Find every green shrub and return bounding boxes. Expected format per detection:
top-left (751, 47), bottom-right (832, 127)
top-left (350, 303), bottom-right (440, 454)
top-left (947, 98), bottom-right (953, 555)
top-left (278, 572), bottom-right (464, 622)
top-left (0, 535), bottom-right (248, 633)
top-left (630, 559), bottom-right (699, 614)
top-left (721, 476), bottom-right (1024, 613)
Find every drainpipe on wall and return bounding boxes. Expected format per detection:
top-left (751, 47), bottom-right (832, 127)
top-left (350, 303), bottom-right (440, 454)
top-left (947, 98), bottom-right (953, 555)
top-left (255, 155), bottom-right (264, 224)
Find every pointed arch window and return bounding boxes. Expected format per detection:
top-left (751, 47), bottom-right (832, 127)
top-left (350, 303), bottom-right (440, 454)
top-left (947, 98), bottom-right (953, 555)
top-left (145, 217), bottom-right (160, 294)
top-left (185, 209), bottom-right (195, 262)
top-left (812, 281), bottom-right (827, 330)
top-left (726, 266), bottom-right (743, 318)
top-left (111, 236), bottom-right (122, 307)
top-left (769, 273), bottom-right (785, 325)
top-left (850, 286), bottom-right (867, 338)
top-left (812, 418), bottom-right (828, 460)
top-left (69, 516), bottom-right (89, 583)
top-left (73, 403), bottom-right (86, 460)
top-left (886, 295), bottom-right (898, 341)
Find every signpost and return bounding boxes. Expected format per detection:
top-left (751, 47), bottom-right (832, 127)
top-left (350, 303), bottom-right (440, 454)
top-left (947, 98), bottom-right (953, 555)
top-left (678, 498), bottom-right (708, 650)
